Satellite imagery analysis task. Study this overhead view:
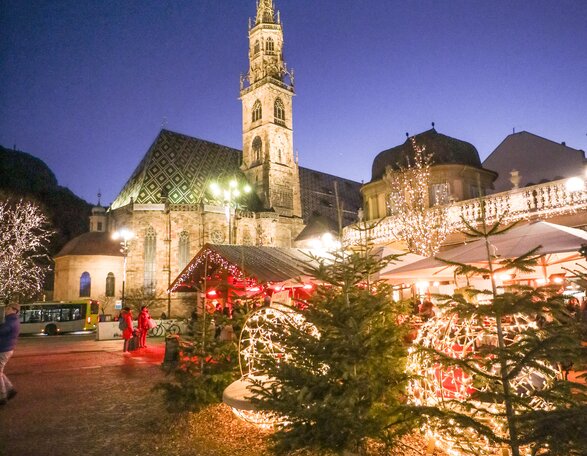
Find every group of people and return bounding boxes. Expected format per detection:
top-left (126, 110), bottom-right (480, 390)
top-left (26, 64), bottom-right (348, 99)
top-left (0, 304), bottom-right (20, 406)
top-left (119, 305), bottom-right (152, 352)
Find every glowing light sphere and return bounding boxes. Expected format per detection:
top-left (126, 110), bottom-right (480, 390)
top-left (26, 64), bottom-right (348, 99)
top-left (408, 311), bottom-right (560, 456)
top-left (224, 305), bottom-right (317, 428)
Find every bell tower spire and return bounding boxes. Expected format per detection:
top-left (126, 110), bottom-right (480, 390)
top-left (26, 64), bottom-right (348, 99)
top-left (256, 0), bottom-right (275, 25)
top-left (240, 0), bottom-right (301, 218)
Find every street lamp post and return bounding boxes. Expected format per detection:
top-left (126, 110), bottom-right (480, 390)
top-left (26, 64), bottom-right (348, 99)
top-left (210, 179), bottom-right (251, 244)
top-left (113, 229), bottom-right (134, 307)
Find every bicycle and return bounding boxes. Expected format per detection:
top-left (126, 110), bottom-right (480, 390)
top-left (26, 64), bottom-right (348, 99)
top-left (148, 319), bottom-right (182, 337)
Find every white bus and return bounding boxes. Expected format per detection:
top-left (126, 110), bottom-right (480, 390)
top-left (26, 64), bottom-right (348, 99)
top-left (18, 300), bottom-right (100, 335)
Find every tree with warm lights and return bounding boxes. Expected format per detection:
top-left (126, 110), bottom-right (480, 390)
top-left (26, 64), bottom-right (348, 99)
top-left (249, 238), bottom-right (416, 455)
top-left (384, 137), bottom-right (450, 257)
top-left (0, 198), bottom-right (53, 305)
top-left (409, 201), bottom-right (587, 456)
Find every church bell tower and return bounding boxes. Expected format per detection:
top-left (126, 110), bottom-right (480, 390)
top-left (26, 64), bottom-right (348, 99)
top-left (240, 0), bottom-right (302, 218)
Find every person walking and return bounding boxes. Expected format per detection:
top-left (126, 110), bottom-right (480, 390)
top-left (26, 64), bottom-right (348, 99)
top-left (137, 306), bottom-right (151, 348)
top-left (120, 307), bottom-right (134, 352)
top-left (0, 304), bottom-right (21, 406)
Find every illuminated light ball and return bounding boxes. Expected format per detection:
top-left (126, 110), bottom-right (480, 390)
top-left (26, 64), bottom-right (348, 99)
top-left (407, 312), bottom-right (560, 456)
top-left (223, 305), bottom-right (318, 428)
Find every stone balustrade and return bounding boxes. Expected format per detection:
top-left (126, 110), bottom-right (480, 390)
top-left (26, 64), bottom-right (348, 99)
top-left (343, 178), bottom-right (587, 245)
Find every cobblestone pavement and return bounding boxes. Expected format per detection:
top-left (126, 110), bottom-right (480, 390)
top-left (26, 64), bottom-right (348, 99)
top-left (0, 334), bottom-right (170, 456)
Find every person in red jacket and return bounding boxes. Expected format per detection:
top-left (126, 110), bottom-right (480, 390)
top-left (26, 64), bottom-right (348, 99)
top-left (137, 306), bottom-right (151, 348)
top-left (121, 307), bottom-right (134, 352)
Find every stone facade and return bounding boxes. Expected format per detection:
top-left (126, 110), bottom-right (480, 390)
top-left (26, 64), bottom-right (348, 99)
top-left (52, 1), bottom-right (361, 317)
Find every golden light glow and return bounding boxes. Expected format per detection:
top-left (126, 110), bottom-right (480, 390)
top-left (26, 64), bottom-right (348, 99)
top-left (383, 137), bottom-right (451, 256)
top-left (408, 309), bottom-right (560, 456)
top-left (225, 305), bottom-right (320, 428)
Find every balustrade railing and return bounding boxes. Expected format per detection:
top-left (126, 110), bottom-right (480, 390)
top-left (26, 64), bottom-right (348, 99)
top-left (344, 178), bottom-right (587, 245)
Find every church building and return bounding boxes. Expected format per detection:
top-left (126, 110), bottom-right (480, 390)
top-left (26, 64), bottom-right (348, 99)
top-left (53, 0), bottom-right (362, 316)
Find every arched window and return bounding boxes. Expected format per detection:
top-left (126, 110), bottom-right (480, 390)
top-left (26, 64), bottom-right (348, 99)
top-left (105, 272), bottom-right (115, 297)
top-left (274, 98), bottom-right (285, 125)
top-left (80, 272), bottom-right (91, 297)
top-left (178, 231), bottom-right (190, 270)
top-left (266, 37), bottom-right (275, 54)
top-left (254, 40), bottom-right (260, 55)
top-left (252, 136), bottom-right (263, 162)
top-left (144, 227), bottom-right (157, 294)
top-left (252, 100), bottom-right (262, 122)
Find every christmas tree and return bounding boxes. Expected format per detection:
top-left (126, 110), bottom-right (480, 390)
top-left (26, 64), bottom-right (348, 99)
top-left (250, 235), bottom-right (415, 454)
top-left (409, 201), bottom-right (587, 455)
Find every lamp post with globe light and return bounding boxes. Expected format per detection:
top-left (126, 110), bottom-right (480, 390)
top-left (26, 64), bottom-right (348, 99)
top-left (209, 179), bottom-right (251, 244)
top-left (112, 229), bottom-right (134, 307)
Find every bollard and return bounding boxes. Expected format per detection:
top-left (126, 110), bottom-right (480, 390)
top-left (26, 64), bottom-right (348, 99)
top-left (163, 334), bottom-right (180, 367)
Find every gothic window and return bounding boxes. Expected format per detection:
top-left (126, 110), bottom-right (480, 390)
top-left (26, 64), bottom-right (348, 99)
top-left (252, 100), bottom-right (262, 122)
top-left (178, 231), bottom-right (190, 270)
top-left (105, 272), bottom-right (115, 297)
top-left (80, 272), bottom-right (91, 297)
top-left (274, 98), bottom-right (285, 125)
top-left (254, 40), bottom-right (260, 55)
top-left (266, 37), bottom-right (275, 54)
top-left (252, 136), bottom-right (263, 162)
top-left (144, 227), bottom-right (157, 294)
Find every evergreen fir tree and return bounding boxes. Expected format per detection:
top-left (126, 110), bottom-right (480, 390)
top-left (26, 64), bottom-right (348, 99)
top-left (410, 202), bottom-right (587, 456)
top-left (250, 237), bottom-right (416, 455)
top-left (156, 296), bottom-right (249, 411)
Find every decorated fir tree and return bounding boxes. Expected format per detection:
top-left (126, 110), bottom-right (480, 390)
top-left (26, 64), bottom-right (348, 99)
top-left (409, 202), bottom-right (587, 456)
top-left (157, 296), bottom-right (249, 412)
top-left (249, 239), bottom-right (416, 455)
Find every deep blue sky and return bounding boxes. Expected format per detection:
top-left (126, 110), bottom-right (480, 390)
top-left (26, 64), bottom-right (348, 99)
top-left (1, 0), bottom-right (586, 206)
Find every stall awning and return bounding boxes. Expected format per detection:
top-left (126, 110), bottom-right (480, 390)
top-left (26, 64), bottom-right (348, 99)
top-left (169, 244), bottom-right (321, 292)
top-left (383, 221), bottom-right (587, 280)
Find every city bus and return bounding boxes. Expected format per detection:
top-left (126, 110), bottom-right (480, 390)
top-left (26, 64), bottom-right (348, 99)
top-left (18, 300), bottom-right (100, 335)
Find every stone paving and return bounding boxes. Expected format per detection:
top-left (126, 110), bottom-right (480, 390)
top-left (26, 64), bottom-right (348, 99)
top-left (0, 334), bottom-right (170, 456)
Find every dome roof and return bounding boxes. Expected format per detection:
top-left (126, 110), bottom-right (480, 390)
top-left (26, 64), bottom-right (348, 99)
top-left (55, 232), bottom-right (123, 258)
top-left (371, 129), bottom-right (483, 181)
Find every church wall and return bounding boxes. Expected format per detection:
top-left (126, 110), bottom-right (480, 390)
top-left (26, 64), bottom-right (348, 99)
top-left (108, 206), bottom-right (304, 317)
top-left (53, 255), bottom-right (123, 304)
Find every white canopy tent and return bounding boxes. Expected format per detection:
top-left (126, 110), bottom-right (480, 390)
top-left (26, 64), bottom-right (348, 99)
top-left (383, 221), bottom-right (587, 282)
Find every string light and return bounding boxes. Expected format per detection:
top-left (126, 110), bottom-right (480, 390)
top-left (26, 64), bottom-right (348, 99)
top-left (224, 305), bottom-right (320, 428)
top-left (383, 137), bottom-right (451, 256)
top-left (407, 309), bottom-right (560, 456)
top-left (170, 247), bottom-right (250, 292)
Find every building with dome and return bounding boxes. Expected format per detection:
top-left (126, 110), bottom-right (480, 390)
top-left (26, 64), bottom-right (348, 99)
top-left (362, 127), bottom-right (497, 221)
top-left (53, 205), bottom-right (123, 303)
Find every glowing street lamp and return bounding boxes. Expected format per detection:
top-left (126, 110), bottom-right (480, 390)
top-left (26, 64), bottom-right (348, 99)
top-left (112, 229), bottom-right (134, 306)
top-left (209, 179), bottom-right (251, 244)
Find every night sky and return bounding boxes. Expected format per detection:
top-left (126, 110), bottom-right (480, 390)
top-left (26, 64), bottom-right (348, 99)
top-left (1, 0), bottom-right (586, 206)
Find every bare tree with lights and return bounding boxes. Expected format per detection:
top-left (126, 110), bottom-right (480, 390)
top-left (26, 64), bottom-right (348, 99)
top-left (384, 137), bottom-right (450, 257)
top-left (0, 198), bottom-right (53, 305)
top-left (408, 201), bottom-right (587, 456)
